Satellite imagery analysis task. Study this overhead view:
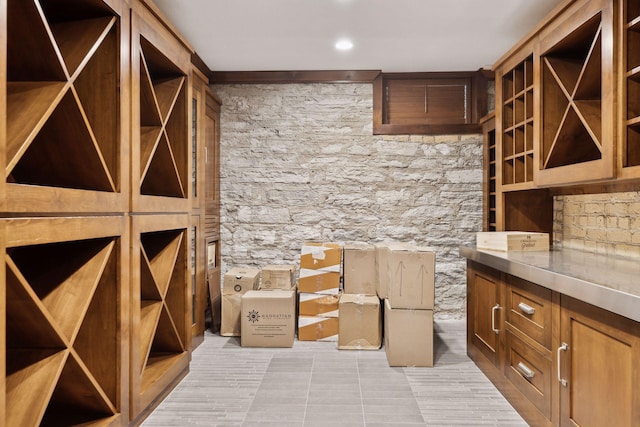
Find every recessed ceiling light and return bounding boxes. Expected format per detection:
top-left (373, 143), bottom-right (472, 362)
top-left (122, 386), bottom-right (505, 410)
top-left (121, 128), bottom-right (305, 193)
top-left (335, 39), bottom-right (353, 51)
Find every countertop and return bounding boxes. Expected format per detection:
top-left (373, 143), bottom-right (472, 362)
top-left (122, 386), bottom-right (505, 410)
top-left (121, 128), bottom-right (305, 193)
top-left (459, 245), bottom-right (640, 323)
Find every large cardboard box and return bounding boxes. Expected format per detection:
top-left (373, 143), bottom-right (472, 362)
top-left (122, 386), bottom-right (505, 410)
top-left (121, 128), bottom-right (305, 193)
top-left (241, 290), bottom-right (296, 347)
top-left (260, 264), bottom-right (296, 290)
top-left (343, 243), bottom-right (377, 295)
top-left (338, 294), bottom-right (381, 350)
top-left (223, 267), bottom-right (260, 295)
top-left (384, 299), bottom-right (433, 367)
top-left (387, 245), bottom-right (435, 310)
top-left (297, 315), bottom-right (339, 341)
top-left (298, 242), bottom-right (342, 293)
top-left (221, 267), bottom-right (260, 336)
top-left (298, 292), bottom-right (340, 317)
top-left (221, 293), bottom-right (243, 336)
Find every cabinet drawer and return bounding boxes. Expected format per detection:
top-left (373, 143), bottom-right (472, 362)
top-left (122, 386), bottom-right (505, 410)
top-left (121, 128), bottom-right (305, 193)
top-left (505, 330), bottom-right (552, 420)
top-left (506, 275), bottom-right (552, 349)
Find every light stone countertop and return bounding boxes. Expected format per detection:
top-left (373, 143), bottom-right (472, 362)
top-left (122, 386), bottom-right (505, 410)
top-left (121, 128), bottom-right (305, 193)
top-left (459, 245), bottom-right (640, 323)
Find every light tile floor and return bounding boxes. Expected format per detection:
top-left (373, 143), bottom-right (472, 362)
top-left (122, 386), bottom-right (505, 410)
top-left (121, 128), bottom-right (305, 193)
top-left (142, 320), bottom-right (527, 426)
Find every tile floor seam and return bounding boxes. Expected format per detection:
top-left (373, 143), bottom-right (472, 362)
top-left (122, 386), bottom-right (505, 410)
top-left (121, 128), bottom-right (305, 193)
top-left (356, 355), bottom-right (366, 426)
top-left (302, 352), bottom-right (314, 426)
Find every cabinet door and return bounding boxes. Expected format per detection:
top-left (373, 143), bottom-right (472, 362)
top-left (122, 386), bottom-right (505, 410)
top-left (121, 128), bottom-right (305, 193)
top-left (467, 261), bottom-right (502, 366)
top-left (536, 0), bottom-right (616, 186)
top-left (559, 296), bottom-right (640, 427)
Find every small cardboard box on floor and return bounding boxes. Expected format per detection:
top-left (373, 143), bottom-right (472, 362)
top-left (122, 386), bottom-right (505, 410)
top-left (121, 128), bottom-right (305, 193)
top-left (298, 242), bottom-right (342, 294)
top-left (260, 264), bottom-right (296, 290)
top-left (338, 294), bottom-right (381, 350)
top-left (241, 290), bottom-right (296, 347)
top-left (221, 267), bottom-right (260, 337)
top-left (384, 299), bottom-right (433, 367)
top-left (343, 243), bottom-right (377, 295)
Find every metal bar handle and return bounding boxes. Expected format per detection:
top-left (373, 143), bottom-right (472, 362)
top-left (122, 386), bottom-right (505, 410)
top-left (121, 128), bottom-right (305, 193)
top-left (518, 302), bottom-right (535, 315)
top-left (491, 304), bottom-right (500, 334)
top-left (517, 362), bottom-right (535, 379)
top-left (557, 342), bottom-right (568, 387)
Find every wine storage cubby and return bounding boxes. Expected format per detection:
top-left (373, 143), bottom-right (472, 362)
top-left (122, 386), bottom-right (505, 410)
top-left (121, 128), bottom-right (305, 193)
top-left (623, 0), bottom-right (640, 176)
top-left (130, 214), bottom-right (190, 420)
top-left (536, 0), bottom-right (615, 186)
top-left (3, 216), bottom-right (127, 427)
top-left (4, 0), bottom-right (128, 213)
top-left (481, 113), bottom-right (497, 231)
top-left (131, 2), bottom-right (191, 213)
top-left (501, 55), bottom-right (534, 187)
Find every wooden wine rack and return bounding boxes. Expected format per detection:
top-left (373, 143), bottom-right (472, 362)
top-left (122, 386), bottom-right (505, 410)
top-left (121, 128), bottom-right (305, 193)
top-left (502, 56), bottom-right (535, 187)
top-left (3, 216), bottom-right (128, 427)
top-left (623, 0), bottom-right (640, 176)
top-left (536, 0), bottom-right (615, 186)
top-left (130, 214), bottom-right (190, 420)
top-left (3, 0), bottom-right (128, 213)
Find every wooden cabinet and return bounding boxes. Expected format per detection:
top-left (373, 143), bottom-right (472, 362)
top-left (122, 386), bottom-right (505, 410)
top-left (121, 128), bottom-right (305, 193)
top-left (536, 0), bottom-right (615, 186)
top-left (559, 296), bottom-right (640, 426)
top-left (620, 0), bottom-right (640, 178)
top-left (467, 259), bottom-right (640, 427)
top-left (3, 216), bottom-right (129, 426)
top-left (467, 262), bottom-right (503, 367)
top-left (481, 113), bottom-right (497, 231)
top-left (3, 0), bottom-right (129, 213)
top-left (1, 0), bottom-right (215, 425)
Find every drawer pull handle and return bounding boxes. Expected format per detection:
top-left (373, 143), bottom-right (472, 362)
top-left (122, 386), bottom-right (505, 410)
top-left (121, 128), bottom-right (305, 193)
top-left (557, 342), bottom-right (568, 387)
top-left (518, 302), bottom-right (535, 315)
top-left (517, 362), bottom-right (535, 379)
top-left (491, 304), bottom-right (500, 334)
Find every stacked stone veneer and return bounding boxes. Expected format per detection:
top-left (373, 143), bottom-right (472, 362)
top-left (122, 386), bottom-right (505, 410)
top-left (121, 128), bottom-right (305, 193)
top-left (214, 83), bottom-right (483, 319)
top-left (554, 192), bottom-right (640, 258)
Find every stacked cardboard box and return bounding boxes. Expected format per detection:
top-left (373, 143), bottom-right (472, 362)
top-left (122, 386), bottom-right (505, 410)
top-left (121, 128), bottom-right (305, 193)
top-left (221, 267), bottom-right (260, 336)
top-left (298, 242), bottom-right (342, 341)
top-left (381, 244), bottom-right (435, 366)
top-left (339, 243), bottom-right (381, 350)
top-left (260, 264), bottom-right (296, 290)
top-left (241, 289), bottom-right (296, 347)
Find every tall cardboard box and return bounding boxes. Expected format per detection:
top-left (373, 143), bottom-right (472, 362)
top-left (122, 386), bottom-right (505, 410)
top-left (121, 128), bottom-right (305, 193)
top-left (241, 290), bottom-right (296, 347)
top-left (384, 299), bottom-right (433, 367)
top-left (221, 267), bottom-right (260, 336)
top-left (260, 264), bottom-right (296, 290)
top-left (297, 315), bottom-right (339, 341)
top-left (299, 292), bottom-right (340, 317)
top-left (387, 245), bottom-right (435, 310)
top-left (338, 294), bottom-right (381, 350)
top-left (298, 242), bottom-right (342, 293)
top-left (375, 243), bottom-right (390, 299)
top-left (343, 243), bottom-right (377, 295)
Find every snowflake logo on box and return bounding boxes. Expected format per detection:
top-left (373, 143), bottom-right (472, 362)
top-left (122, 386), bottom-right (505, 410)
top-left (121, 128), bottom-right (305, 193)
top-left (247, 309), bottom-right (260, 324)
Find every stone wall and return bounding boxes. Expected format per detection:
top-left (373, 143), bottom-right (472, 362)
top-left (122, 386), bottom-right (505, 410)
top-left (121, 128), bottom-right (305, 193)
top-left (554, 192), bottom-right (640, 258)
top-left (214, 83), bottom-right (483, 319)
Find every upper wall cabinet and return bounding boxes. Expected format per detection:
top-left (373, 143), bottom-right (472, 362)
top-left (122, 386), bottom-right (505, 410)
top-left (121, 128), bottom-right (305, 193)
top-left (373, 72), bottom-right (490, 135)
top-left (536, 0), bottom-right (615, 186)
top-left (3, 0), bottom-right (129, 213)
top-left (131, 0), bottom-right (192, 213)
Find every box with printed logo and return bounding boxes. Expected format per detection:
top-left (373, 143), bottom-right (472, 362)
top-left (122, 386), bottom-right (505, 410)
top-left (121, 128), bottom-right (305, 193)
top-left (241, 290), bottom-right (296, 347)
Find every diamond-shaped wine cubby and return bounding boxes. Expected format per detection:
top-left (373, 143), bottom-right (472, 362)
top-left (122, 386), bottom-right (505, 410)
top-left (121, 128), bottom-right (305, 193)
top-left (138, 37), bottom-right (188, 200)
top-left (3, 216), bottom-right (126, 427)
top-left (130, 214), bottom-right (190, 418)
top-left (537, 0), bottom-right (615, 186)
top-left (4, 0), bottom-right (126, 213)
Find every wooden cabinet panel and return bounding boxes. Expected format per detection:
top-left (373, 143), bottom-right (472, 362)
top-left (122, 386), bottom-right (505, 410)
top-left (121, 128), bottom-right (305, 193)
top-left (536, 0), bottom-right (616, 186)
top-left (467, 261), bottom-right (502, 367)
top-left (505, 330), bottom-right (552, 420)
top-left (559, 296), bottom-right (640, 427)
top-left (506, 275), bottom-right (553, 350)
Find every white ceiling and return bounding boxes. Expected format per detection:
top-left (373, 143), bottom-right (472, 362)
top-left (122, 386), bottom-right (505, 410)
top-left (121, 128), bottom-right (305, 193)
top-left (152, 0), bottom-right (564, 73)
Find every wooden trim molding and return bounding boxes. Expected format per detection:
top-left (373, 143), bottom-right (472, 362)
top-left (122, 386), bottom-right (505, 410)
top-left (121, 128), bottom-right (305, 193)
top-left (210, 70), bottom-right (381, 84)
top-left (192, 52), bottom-right (211, 82)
